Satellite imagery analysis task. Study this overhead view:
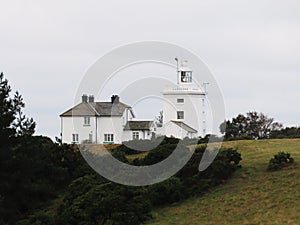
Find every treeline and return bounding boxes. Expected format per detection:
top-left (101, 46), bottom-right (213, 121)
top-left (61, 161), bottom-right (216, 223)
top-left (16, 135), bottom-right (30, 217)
top-left (269, 127), bottom-right (300, 139)
top-left (220, 112), bottom-right (300, 140)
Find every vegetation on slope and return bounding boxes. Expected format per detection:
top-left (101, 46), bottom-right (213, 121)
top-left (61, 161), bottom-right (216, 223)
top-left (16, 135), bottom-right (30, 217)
top-left (24, 143), bottom-right (240, 225)
top-left (147, 139), bottom-right (300, 225)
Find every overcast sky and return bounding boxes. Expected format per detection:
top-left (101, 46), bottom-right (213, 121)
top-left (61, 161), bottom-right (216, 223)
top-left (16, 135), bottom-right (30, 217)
top-left (1, 0), bottom-right (300, 139)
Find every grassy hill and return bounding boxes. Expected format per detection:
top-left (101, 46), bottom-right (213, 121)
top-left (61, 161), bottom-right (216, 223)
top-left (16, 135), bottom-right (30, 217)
top-left (146, 139), bottom-right (300, 225)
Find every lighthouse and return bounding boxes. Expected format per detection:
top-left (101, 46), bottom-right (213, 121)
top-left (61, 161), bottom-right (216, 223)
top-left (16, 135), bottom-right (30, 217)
top-left (161, 59), bottom-right (207, 139)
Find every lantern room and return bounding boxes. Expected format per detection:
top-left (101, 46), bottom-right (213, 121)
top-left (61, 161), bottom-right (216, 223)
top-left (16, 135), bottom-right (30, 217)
top-left (175, 59), bottom-right (193, 84)
top-left (181, 70), bottom-right (192, 83)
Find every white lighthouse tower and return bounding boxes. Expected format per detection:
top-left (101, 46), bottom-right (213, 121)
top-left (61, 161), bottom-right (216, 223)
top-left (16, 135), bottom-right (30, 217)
top-left (161, 59), bottom-right (207, 139)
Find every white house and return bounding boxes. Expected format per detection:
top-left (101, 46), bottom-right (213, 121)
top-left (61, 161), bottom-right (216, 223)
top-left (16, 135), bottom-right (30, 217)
top-left (60, 95), bottom-right (158, 144)
top-left (60, 60), bottom-right (207, 144)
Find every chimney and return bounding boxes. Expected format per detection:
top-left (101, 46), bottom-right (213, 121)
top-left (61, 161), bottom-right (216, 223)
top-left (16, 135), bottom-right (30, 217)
top-left (114, 95), bottom-right (119, 103)
top-left (111, 95), bottom-right (120, 103)
top-left (88, 95), bottom-right (94, 103)
top-left (82, 94), bottom-right (88, 102)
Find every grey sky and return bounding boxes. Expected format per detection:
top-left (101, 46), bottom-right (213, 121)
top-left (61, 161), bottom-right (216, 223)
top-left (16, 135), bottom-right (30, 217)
top-left (1, 0), bottom-right (300, 139)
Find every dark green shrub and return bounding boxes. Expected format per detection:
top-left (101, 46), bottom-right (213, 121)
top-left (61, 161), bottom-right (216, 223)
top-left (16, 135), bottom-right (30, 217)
top-left (147, 177), bottom-right (185, 206)
top-left (114, 136), bottom-right (180, 155)
top-left (178, 146), bottom-right (241, 180)
top-left (268, 152), bottom-right (295, 171)
top-left (58, 180), bottom-right (151, 225)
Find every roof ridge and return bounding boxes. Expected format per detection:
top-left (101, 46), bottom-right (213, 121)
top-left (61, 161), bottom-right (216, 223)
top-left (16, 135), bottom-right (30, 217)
top-left (94, 101), bottom-right (131, 108)
top-left (60, 101), bottom-right (130, 117)
top-left (60, 102), bottom-right (96, 117)
top-left (86, 102), bottom-right (99, 116)
top-left (124, 120), bottom-right (153, 131)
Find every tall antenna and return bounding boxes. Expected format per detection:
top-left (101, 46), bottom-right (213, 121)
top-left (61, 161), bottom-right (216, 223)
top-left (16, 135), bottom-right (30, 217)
top-left (202, 82), bottom-right (209, 136)
top-left (175, 58), bottom-right (179, 84)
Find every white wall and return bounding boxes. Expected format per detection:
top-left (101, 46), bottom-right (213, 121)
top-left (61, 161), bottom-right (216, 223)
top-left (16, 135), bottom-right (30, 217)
top-left (162, 92), bottom-right (205, 137)
top-left (163, 121), bottom-right (197, 139)
top-left (61, 116), bottom-right (97, 144)
top-left (163, 121), bottom-right (187, 139)
top-left (61, 115), bottom-right (126, 144)
top-left (61, 108), bottom-right (136, 144)
top-left (97, 116), bottom-right (123, 144)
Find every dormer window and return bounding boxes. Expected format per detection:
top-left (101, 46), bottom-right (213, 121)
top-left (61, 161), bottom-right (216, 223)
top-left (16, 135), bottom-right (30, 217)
top-left (181, 71), bottom-right (192, 83)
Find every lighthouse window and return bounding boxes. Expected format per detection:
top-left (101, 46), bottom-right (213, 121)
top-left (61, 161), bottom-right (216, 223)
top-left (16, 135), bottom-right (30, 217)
top-left (177, 111), bottom-right (184, 119)
top-left (177, 98), bottom-right (184, 103)
top-left (181, 71), bottom-right (192, 83)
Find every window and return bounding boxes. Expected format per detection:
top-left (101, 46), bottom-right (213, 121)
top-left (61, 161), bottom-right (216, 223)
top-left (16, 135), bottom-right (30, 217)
top-left (132, 132), bottom-right (139, 140)
top-left (72, 134), bottom-right (79, 143)
top-left (177, 111), bottom-right (184, 119)
top-left (84, 116), bottom-right (90, 126)
top-left (177, 98), bottom-right (184, 103)
top-left (181, 71), bottom-right (192, 83)
top-left (104, 134), bottom-right (114, 142)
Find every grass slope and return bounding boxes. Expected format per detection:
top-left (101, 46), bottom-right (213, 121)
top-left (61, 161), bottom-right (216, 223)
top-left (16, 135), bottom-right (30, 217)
top-left (146, 139), bottom-right (300, 225)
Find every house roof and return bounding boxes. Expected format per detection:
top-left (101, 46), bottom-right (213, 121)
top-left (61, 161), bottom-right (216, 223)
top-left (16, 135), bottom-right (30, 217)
top-left (60, 102), bottom-right (131, 117)
top-left (124, 121), bottom-right (153, 131)
top-left (171, 120), bottom-right (197, 133)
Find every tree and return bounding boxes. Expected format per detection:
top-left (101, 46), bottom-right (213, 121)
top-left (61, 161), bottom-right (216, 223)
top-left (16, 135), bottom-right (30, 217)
top-left (12, 92), bottom-right (36, 136)
top-left (0, 72), bottom-right (39, 224)
top-left (220, 114), bottom-right (249, 139)
top-left (220, 112), bottom-right (283, 140)
top-left (0, 72), bottom-right (35, 147)
top-left (155, 110), bottom-right (163, 127)
top-left (0, 72), bottom-right (16, 146)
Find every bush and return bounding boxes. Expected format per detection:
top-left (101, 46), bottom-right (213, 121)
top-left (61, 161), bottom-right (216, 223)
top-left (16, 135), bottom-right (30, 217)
top-left (58, 179), bottom-right (151, 225)
top-left (177, 146), bottom-right (242, 194)
top-left (268, 152), bottom-right (295, 171)
top-left (114, 136), bottom-right (180, 155)
top-left (147, 177), bottom-right (185, 206)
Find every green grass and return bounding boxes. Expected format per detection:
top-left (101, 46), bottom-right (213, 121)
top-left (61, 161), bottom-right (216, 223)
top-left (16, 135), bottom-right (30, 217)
top-left (146, 139), bottom-right (300, 225)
